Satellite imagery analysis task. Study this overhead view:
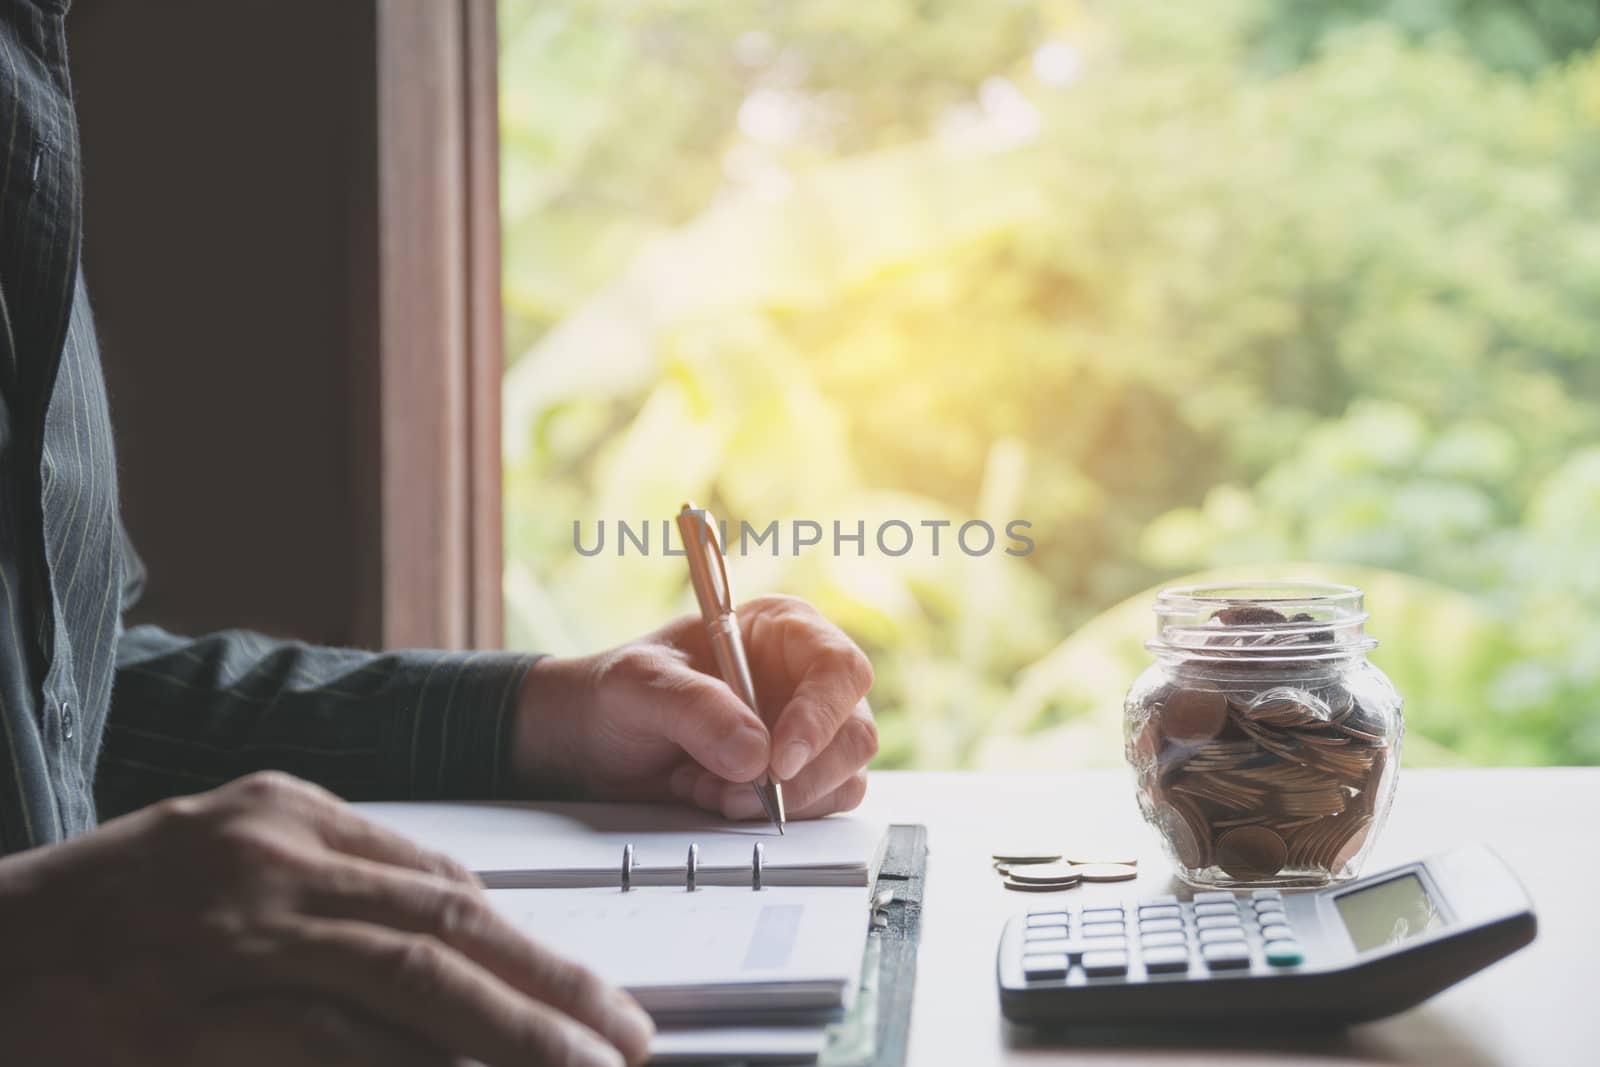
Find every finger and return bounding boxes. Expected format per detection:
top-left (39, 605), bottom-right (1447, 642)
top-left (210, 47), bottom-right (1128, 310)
top-left (667, 760), bottom-right (704, 805)
top-left (189, 993), bottom-right (453, 1067)
top-left (259, 918), bottom-right (637, 1067)
top-left (304, 858), bottom-right (653, 1064)
top-left (224, 772), bottom-right (480, 887)
top-left (665, 764), bottom-right (760, 821)
top-left (744, 602), bottom-right (874, 782)
top-left (682, 765), bottom-right (871, 825)
top-left (624, 653), bottom-right (772, 781)
top-left (787, 772), bottom-right (870, 821)
top-left (314, 804), bottom-right (481, 888)
top-left (721, 701), bottom-right (876, 819)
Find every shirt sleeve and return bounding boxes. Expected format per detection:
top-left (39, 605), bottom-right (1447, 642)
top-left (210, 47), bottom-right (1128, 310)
top-left (95, 624), bottom-right (538, 819)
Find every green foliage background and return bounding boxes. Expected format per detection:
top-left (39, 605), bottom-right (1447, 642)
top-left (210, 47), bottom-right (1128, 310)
top-left (499, 0), bottom-right (1600, 769)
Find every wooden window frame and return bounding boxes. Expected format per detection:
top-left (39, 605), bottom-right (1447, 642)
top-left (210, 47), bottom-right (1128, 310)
top-left (353, 0), bottom-right (504, 650)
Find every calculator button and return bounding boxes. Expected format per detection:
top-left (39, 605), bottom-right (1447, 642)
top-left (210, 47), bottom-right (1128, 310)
top-left (1198, 927), bottom-right (1247, 945)
top-left (1142, 946), bottom-right (1191, 973)
top-left (1138, 905), bottom-right (1182, 921)
top-left (1140, 930), bottom-right (1188, 948)
top-left (1253, 899), bottom-right (1286, 915)
top-left (1251, 889), bottom-right (1282, 900)
top-left (1196, 915), bottom-right (1242, 931)
top-left (1193, 902), bottom-right (1239, 918)
top-left (1023, 953), bottom-right (1070, 981)
top-left (1081, 922), bottom-right (1125, 939)
top-left (1259, 923), bottom-right (1295, 942)
top-left (1027, 912), bottom-right (1070, 927)
top-left (1264, 941), bottom-right (1305, 967)
top-left (1029, 938), bottom-right (1103, 958)
top-left (1144, 894), bottom-right (1179, 906)
top-left (1139, 918), bottom-right (1185, 934)
top-left (1081, 907), bottom-right (1124, 923)
top-left (1024, 923), bottom-right (1068, 941)
top-left (1192, 892), bottom-right (1236, 905)
top-left (1081, 950), bottom-right (1129, 977)
top-left (1081, 936), bottom-right (1126, 954)
top-left (1202, 942), bottom-right (1252, 968)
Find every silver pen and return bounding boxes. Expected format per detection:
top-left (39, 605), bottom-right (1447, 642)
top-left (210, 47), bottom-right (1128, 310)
top-left (677, 502), bottom-right (785, 834)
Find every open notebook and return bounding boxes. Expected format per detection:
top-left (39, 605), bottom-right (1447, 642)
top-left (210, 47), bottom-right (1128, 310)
top-left (355, 801), bottom-right (887, 1023)
top-left (356, 801), bottom-right (887, 888)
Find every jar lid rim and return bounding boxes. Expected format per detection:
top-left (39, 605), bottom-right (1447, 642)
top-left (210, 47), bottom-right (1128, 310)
top-left (1156, 581), bottom-right (1363, 604)
top-left (1144, 638), bottom-right (1378, 662)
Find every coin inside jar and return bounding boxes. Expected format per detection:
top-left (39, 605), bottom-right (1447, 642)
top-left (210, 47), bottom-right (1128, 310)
top-left (1160, 685), bottom-right (1229, 742)
top-left (1215, 825), bottom-right (1288, 879)
top-left (1154, 799), bottom-right (1206, 869)
top-left (1213, 605), bottom-right (1289, 627)
top-left (1330, 815), bottom-right (1375, 872)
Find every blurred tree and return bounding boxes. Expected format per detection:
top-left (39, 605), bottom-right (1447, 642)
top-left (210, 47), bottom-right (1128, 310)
top-left (499, 0), bottom-right (1600, 768)
top-left (1243, 0), bottom-right (1600, 76)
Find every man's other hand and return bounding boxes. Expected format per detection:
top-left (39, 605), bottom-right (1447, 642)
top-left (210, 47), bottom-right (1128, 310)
top-left (0, 772), bottom-right (652, 1067)
top-left (512, 595), bottom-right (878, 819)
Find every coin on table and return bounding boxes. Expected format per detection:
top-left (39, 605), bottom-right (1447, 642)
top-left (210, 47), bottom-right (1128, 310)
top-left (1002, 874), bottom-right (1081, 892)
top-left (1067, 854), bottom-right (1139, 868)
top-left (1072, 862), bottom-right (1139, 883)
top-left (991, 851), bottom-right (1063, 865)
top-left (1215, 825), bottom-right (1288, 879)
top-left (1004, 861), bottom-right (1083, 884)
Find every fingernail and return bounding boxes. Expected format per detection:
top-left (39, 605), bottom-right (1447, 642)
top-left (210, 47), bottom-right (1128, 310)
top-left (718, 726), bottom-right (768, 778)
top-left (776, 739), bottom-right (812, 781)
top-left (606, 996), bottom-right (655, 1063)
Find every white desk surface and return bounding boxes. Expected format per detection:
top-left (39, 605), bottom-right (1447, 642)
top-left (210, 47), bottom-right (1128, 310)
top-left (857, 768), bottom-right (1596, 1067)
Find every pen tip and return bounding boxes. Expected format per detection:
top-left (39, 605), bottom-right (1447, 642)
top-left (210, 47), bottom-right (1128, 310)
top-left (778, 824), bottom-right (786, 835)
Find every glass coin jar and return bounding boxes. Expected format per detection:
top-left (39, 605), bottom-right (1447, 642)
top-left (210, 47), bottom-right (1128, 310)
top-left (1125, 583), bottom-right (1402, 889)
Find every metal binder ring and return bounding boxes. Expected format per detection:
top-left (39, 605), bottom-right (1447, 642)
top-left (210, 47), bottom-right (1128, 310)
top-left (620, 843), bottom-right (634, 892)
top-left (752, 841), bottom-right (764, 891)
top-left (686, 842), bottom-right (699, 892)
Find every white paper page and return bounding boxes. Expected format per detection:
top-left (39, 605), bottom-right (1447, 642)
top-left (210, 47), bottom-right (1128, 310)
top-left (649, 1025), bottom-right (827, 1064)
top-left (487, 884), bottom-right (870, 1015)
top-left (355, 801), bottom-right (885, 887)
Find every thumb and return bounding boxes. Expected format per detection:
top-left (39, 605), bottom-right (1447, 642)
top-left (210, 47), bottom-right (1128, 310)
top-left (647, 661), bottom-right (772, 781)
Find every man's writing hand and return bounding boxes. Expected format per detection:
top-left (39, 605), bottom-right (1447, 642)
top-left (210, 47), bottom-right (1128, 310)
top-left (0, 772), bottom-right (652, 1067)
top-left (512, 595), bottom-right (877, 819)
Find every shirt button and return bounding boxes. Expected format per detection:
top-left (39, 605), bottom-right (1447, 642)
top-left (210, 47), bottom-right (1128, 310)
top-left (60, 702), bottom-right (74, 741)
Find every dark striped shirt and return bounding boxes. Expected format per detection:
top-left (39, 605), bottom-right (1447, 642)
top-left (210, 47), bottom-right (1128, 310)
top-left (0, 0), bottom-right (532, 855)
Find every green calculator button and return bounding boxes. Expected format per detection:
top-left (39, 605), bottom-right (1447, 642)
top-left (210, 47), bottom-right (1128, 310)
top-left (1264, 941), bottom-right (1304, 966)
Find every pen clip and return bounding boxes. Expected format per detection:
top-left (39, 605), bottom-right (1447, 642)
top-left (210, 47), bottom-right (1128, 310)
top-left (679, 504), bottom-right (733, 614)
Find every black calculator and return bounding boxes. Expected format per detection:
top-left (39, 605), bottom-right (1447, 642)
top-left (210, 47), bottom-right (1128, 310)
top-left (998, 843), bottom-right (1535, 1026)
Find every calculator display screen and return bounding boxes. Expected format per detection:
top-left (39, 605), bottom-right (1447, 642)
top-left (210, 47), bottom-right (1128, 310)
top-left (1335, 873), bottom-right (1446, 953)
